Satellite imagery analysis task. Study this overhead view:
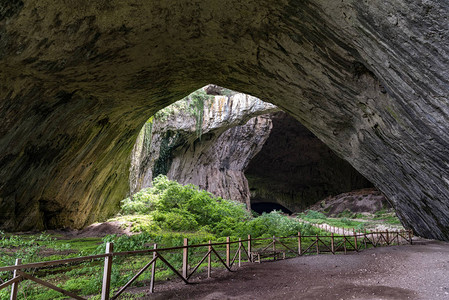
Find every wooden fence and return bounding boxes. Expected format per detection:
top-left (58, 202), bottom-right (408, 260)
top-left (0, 229), bottom-right (413, 300)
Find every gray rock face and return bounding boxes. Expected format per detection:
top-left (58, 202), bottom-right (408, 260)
top-left (0, 1), bottom-right (448, 239)
top-left (135, 107), bottom-right (373, 213)
top-left (246, 112), bottom-right (373, 212)
top-left (130, 92), bottom-right (278, 208)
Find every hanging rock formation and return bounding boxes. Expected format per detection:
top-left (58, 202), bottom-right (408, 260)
top-left (132, 102), bottom-right (373, 213)
top-left (0, 1), bottom-right (448, 240)
top-left (130, 90), bottom-right (279, 209)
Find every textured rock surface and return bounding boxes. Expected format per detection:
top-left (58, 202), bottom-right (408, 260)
top-left (133, 108), bottom-right (372, 213)
top-left (0, 1), bottom-right (448, 239)
top-left (246, 112), bottom-right (373, 212)
top-left (130, 92), bottom-right (278, 209)
top-left (308, 188), bottom-right (390, 216)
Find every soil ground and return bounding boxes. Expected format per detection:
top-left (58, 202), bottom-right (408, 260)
top-left (128, 238), bottom-right (449, 300)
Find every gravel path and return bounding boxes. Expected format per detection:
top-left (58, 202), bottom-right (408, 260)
top-left (130, 239), bottom-right (449, 300)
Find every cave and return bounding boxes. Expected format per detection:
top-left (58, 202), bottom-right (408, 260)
top-left (129, 93), bottom-right (374, 215)
top-left (246, 111), bottom-right (373, 213)
top-left (251, 202), bottom-right (293, 215)
top-left (0, 1), bottom-right (448, 240)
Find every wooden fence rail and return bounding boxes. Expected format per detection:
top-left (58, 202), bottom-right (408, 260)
top-left (0, 229), bottom-right (413, 300)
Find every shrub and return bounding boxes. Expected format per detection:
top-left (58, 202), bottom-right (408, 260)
top-left (118, 176), bottom-right (314, 240)
top-left (304, 210), bottom-right (327, 220)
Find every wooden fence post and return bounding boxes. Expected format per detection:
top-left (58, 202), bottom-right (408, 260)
top-left (101, 242), bottom-right (113, 300)
top-left (10, 258), bottom-right (21, 300)
top-left (409, 229), bottom-right (413, 245)
top-left (238, 238), bottom-right (242, 267)
top-left (315, 234), bottom-right (319, 255)
top-left (273, 236), bottom-right (276, 260)
top-left (386, 229), bottom-right (389, 245)
top-left (298, 232), bottom-right (302, 255)
top-left (331, 233), bottom-right (335, 254)
top-left (149, 244), bottom-right (157, 293)
top-left (248, 235), bottom-right (252, 262)
top-left (226, 237), bottom-right (230, 268)
top-left (208, 240), bottom-right (211, 278)
top-left (364, 230), bottom-right (367, 249)
top-left (353, 230), bottom-right (358, 251)
top-left (343, 233), bottom-right (347, 254)
top-left (182, 238), bottom-right (189, 280)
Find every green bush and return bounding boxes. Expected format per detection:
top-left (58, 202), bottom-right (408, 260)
top-left (120, 175), bottom-right (253, 237)
top-left (234, 211), bottom-right (310, 238)
top-left (304, 210), bottom-right (327, 220)
top-left (117, 176), bottom-right (315, 241)
top-left (337, 209), bottom-right (353, 218)
top-left (341, 217), bottom-right (351, 225)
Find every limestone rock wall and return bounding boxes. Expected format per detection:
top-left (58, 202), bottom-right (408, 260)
top-left (130, 92), bottom-right (278, 206)
top-left (167, 115), bottom-right (273, 208)
top-left (0, 1), bottom-right (448, 239)
top-left (246, 112), bottom-right (373, 212)
top-left (132, 107), bottom-right (373, 213)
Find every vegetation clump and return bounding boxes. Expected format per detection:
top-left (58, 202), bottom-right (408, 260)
top-left (0, 176), bottom-right (317, 299)
top-left (118, 175), bottom-right (313, 240)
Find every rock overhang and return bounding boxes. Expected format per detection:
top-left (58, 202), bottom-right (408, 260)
top-left (0, 1), bottom-right (448, 240)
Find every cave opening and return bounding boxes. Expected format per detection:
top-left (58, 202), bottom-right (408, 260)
top-left (251, 202), bottom-right (293, 215)
top-left (245, 111), bottom-right (374, 213)
top-left (131, 85), bottom-right (375, 217)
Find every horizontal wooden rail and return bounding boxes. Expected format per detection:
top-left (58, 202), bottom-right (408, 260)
top-left (0, 254), bottom-right (109, 272)
top-left (0, 231), bottom-right (412, 273)
top-left (0, 229), bottom-right (413, 300)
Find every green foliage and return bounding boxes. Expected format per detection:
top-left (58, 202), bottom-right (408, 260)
top-left (303, 210), bottom-right (327, 220)
top-left (221, 88), bottom-right (236, 96)
top-left (119, 175), bottom-right (253, 238)
top-left (336, 209), bottom-right (365, 219)
top-left (143, 116), bottom-right (154, 153)
top-left (153, 100), bottom-right (189, 122)
top-left (238, 211), bottom-right (317, 238)
top-left (189, 89), bottom-right (212, 139)
top-left (337, 209), bottom-right (353, 218)
top-left (118, 175), bottom-right (318, 244)
top-left (120, 188), bottom-right (157, 214)
top-left (150, 88), bottom-right (213, 139)
top-left (0, 177), bottom-right (319, 299)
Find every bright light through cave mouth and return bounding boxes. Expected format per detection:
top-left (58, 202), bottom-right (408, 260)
top-left (130, 84), bottom-right (378, 216)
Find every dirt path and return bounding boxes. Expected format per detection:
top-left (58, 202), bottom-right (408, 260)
top-left (128, 239), bottom-right (449, 300)
top-left (301, 220), bottom-right (355, 235)
top-left (303, 220), bottom-right (407, 239)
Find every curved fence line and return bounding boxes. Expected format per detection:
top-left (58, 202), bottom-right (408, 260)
top-left (0, 229), bottom-right (413, 300)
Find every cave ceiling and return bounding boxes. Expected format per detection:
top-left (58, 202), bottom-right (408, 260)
top-left (0, 1), bottom-right (448, 240)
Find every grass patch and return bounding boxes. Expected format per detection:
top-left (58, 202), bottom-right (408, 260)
top-left (1, 176), bottom-right (323, 299)
top-left (298, 209), bottom-right (403, 231)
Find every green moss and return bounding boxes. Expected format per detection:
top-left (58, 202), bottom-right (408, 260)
top-left (152, 131), bottom-right (184, 177)
top-left (143, 117), bottom-right (153, 153)
top-left (151, 88), bottom-right (212, 140)
top-left (188, 89), bottom-right (212, 140)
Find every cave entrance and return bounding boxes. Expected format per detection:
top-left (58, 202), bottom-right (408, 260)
top-left (244, 111), bottom-right (374, 213)
top-left (130, 85), bottom-right (374, 215)
top-left (251, 202), bottom-right (292, 215)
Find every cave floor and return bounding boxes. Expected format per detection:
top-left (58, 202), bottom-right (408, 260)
top-left (130, 238), bottom-right (449, 300)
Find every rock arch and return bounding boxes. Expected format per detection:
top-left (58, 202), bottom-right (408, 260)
top-left (0, 1), bottom-right (448, 240)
